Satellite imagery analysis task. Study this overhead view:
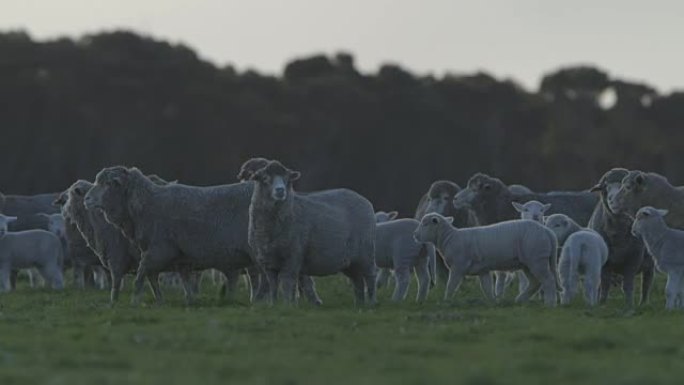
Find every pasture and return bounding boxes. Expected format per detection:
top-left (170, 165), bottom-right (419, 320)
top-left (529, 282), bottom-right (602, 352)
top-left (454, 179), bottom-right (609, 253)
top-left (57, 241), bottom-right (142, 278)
top-left (0, 275), bottom-right (681, 385)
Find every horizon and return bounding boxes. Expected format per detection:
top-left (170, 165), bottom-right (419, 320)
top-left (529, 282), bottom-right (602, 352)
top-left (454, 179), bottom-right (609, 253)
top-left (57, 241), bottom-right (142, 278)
top-left (4, 0), bottom-right (683, 93)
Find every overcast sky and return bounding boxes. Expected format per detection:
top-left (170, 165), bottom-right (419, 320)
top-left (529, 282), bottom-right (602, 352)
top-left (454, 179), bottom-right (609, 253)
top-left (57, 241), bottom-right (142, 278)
top-left (3, 0), bottom-right (682, 92)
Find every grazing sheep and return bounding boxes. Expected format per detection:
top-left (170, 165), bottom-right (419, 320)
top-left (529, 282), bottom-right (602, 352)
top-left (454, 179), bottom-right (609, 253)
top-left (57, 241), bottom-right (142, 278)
top-left (631, 207), bottom-right (684, 310)
top-left (609, 170), bottom-right (684, 228)
top-left (544, 214), bottom-right (608, 306)
top-left (453, 173), bottom-right (598, 226)
top-left (375, 216), bottom-right (436, 302)
top-left (588, 168), bottom-right (653, 307)
top-left (83, 166), bottom-right (265, 305)
top-left (414, 213), bottom-right (558, 306)
top-left (248, 161), bottom-right (376, 305)
top-left (0, 214), bottom-right (64, 291)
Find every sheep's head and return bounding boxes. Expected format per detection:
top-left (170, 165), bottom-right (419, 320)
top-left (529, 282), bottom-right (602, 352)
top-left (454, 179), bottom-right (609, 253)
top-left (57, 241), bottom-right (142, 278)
top-left (424, 180), bottom-right (461, 216)
top-left (544, 214), bottom-right (574, 245)
top-left (0, 214), bottom-right (17, 236)
top-left (414, 213), bottom-right (453, 244)
top-left (590, 168), bottom-right (629, 213)
top-left (631, 206), bottom-right (668, 238)
top-left (453, 173), bottom-right (505, 209)
top-left (237, 157), bottom-right (271, 182)
top-left (512, 200), bottom-right (551, 222)
top-left (250, 160), bottom-right (300, 202)
top-left (63, 180), bottom-right (94, 222)
top-left (85, 166), bottom-right (131, 224)
top-left (608, 170), bottom-right (649, 215)
top-left (38, 213), bottom-right (66, 239)
top-left (375, 211), bottom-right (398, 223)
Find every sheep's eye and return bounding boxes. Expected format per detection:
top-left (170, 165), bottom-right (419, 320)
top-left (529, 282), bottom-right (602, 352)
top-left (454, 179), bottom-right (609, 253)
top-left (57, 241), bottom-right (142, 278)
top-left (483, 184), bottom-right (492, 191)
top-left (431, 217), bottom-right (439, 224)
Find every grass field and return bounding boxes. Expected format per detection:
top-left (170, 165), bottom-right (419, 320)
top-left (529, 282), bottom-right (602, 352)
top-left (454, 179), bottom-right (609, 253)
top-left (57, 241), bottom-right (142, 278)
top-left (0, 274), bottom-right (681, 385)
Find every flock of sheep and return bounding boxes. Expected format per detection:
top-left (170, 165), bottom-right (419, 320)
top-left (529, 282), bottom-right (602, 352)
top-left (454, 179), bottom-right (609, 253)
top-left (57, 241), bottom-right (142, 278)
top-left (1, 158), bottom-right (683, 310)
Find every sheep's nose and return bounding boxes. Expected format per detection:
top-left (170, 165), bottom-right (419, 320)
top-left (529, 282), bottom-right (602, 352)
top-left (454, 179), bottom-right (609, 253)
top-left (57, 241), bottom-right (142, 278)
top-left (275, 187), bottom-right (285, 195)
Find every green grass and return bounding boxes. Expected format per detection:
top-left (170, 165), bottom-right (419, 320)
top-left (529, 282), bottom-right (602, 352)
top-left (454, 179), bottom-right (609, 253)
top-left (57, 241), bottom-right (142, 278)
top-left (0, 274), bottom-right (681, 385)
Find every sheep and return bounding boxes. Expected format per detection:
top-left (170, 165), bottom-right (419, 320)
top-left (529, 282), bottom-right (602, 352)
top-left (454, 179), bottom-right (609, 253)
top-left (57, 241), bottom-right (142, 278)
top-left (414, 180), bottom-right (479, 282)
top-left (414, 213), bottom-right (558, 306)
top-left (375, 211), bottom-right (398, 223)
top-left (248, 160), bottom-right (376, 305)
top-left (374, 216), bottom-right (436, 302)
top-left (512, 201), bottom-right (551, 222)
top-left (544, 214), bottom-right (608, 306)
top-left (630, 206), bottom-right (684, 310)
top-left (374, 210), bottom-right (399, 288)
top-left (453, 173), bottom-right (598, 226)
top-left (0, 214), bottom-right (64, 292)
top-left (588, 168), bottom-right (653, 307)
top-left (609, 170), bottom-right (684, 228)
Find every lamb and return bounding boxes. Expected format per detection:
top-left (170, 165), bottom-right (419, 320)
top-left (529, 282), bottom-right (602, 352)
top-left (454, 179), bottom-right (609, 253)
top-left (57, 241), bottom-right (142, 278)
top-left (609, 170), bottom-right (684, 228)
top-left (0, 214), bottom-right (64, 291)
top-left (248, 160), bottom-right (376, 305)
top-left (588, 168), bottom-right (653, 307)
top-left (453, 173), bottom-right (598, 226)
top-left (630, 207), bottom-right (684, 310)
top-left (513, 201), bottom-right (551, 222)
top-left (83, 166), bottom-right (263, 305)
top-left (414, 213), bottom-right (558, 306)
top-left (374, 215), bottom-right (436, 302)
top-left (544, 214), bottom-right (608, 306)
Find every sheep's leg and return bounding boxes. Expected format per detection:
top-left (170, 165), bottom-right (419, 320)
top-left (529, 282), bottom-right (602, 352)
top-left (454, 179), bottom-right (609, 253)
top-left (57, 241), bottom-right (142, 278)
top-left (0, 268), bottom-right (11, 292)
top-left (363, 266), bottom-right (377, 306)
top-left (9, 270), bottom-right (18, 290)
top-left (677, 272), bottom-right (684, 310)
top-left (558, 256), bottom-right (573, 306)
top-left (640, 264), bottom-right (655, 306)
top-left (515, 268), bottom-right (541, 304)
top-left (517, 271), bottom-right (529, 296)
top-left (665, 273), bottom-right (680, 310)
top-left (343, 269), bottom-right (367, 306)
top-left (146, 273), bottom-right (164, 305)
top-left (178, 270), bottom-right (198, 305)
top-left (599, 270), bottom-right (611, 304)
top-left (277, 270), bottom-right (298, 305)
top-left (220, 269), bottom-right (240, 301)
top-left (584, 273), bottom-right (599, 307)
top-left (38, 264), bottom-right (64, 290)
top-left (131, 262), bottom-right (148, 305)
top-left (73, 264), bottom-right (86, 289)
top-left (622, 271), bottom-right (637, 308)
top-left (246, 266), bottom-right (261, 301)
top-left (110, 271), bottom-right (124, 305)
top-left (375, 268), bottom-right (391, 290)
top-left (298, 275), bottom-right (323, 306)
top-left (415, 264), bottom-right (430, 303)
top-left (264, 269), bottom-right (280, 304)
top-left (529, 263), bottom-right (557, 307)
top-left (478, 272), bottom-right (495, 303)
top-left (444, 270), bottom-right (465, 301)
top-left (391, 266), bottom-right (411, 302)
top-left (494, 271), bottom-right (507, 298)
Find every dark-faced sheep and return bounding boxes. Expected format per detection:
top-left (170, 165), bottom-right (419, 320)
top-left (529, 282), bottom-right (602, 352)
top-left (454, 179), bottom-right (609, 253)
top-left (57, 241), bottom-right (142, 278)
top-left (248, 161), bottom-right (376, 306)
top-left (588, 168), bottom-right (653, 307)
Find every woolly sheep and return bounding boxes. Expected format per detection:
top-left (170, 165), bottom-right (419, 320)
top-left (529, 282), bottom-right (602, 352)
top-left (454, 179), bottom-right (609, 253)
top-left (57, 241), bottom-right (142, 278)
top-left (512, 201), bottom-right (551, 222)
top-left (631, 207), bottom-right (684, 310)
top-left (414, 213), bottom-right (558, 306)
top-left (374, 210), bottom-right (399, 289)
top-left (588, 168), bottom-right (653, 307)
top-left (544, 214), bottom-right (608, 306)
top-left (609, 170), bottom-right (684, 228)
top-left (83, 166), bottom-right (266, 305)
top-left (248, 161), bottom-right (376, 305)
top-left (0, 214), bottom-right (64, 292)
top-left (375, 216), bottom-right (436, 302)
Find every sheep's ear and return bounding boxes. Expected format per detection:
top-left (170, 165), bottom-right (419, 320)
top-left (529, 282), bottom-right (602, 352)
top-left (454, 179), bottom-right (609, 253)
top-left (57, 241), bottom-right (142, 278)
top-left (657, 209), bottom-right (669, 217)
top-left (542, 203), bottom-right (552, 213)
top-left (635, 173), bottom-right (646, 185)
top-left (53, 192), bottom-right (67, 206)
top-left (388, 211), bottom-right (398, 220)
top-left (589, 183), bottom-right (602, 193)
top-left (289, 171), bottom-right (301, 181)
top-left (512, 202), bottom-right (524, 212)
top-left (542, 216), bottom-right (549, 224)
top-left (445, 216), bottom-right (454, 224)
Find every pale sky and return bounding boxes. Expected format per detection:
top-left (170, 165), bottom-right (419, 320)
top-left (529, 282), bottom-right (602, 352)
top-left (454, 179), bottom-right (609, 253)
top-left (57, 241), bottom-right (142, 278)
top-left (3, 0), bottom-right (682, 92)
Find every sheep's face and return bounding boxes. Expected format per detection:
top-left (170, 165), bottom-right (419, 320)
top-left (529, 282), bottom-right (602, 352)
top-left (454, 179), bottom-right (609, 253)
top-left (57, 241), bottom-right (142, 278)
top-left (414, 213), bottom-right (453, 243)
top-left (453, 174), bottom-right (502, 209)
top-left (44, 214), bottom-right (66, 239)
top-left (0, 214), bottom-right (17, 236)
top-left (425, 181), bottom-right (460, 215)
top-left (85, 167), bottom-right (129, 223)
top-left (375, 211), bottom-right (398, 223)
top-left (512, 200), bottom-right (550, 222)
top-left (631, 206), bottom-right (668, 237)
top-left (237, 157), bottom-right (270, 182)
top-left (251, 161), bottom-right (300, 202)
top-left (609, 171), bottom-right (647, 215)
top-left (590, 168), bottom-right (629, 213)
top-left (544, 214), bottom-right (573, 244)
top-left (64, 180), bottom-right (93, 223)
